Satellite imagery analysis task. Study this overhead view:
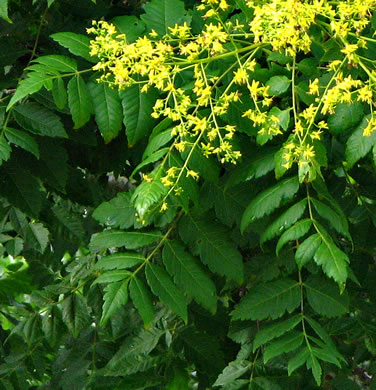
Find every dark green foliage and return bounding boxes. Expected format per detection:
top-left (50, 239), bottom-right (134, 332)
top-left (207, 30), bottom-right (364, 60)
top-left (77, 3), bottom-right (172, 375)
top-left (1, 0), bottom-right (376, 389)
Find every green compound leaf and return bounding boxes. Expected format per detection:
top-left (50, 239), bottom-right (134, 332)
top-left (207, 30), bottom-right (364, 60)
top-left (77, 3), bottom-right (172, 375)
top-left (295, 233), bottom-right (322, 269)
top-left (141, 0), bottom-right (187, 36)
top-left (263, 331), bottom-right (304, 363)
top-left (100, 279), bottom-right (129, 326)
top-left (120, 84), bottom-right (158, 146)
top-left (304, 275), bottom-right (349, 317)
top-left (261, 199), bottom-right (307, 245)
top-left (50, 32), bottom-right (96, 63)
top-left (89, 230), bottom-right (162, 252)
top-left (94, 252), bottom-right (145, 271)
top-left (88, 81), bottom-right (123, 143)
top-left (13, 102), bottom-right (67, 138)
top-left (179, 214), bottom-right (244, 285)
top-left (241, 176), bottom-right (299, 232)
top-left (163, 240), bottom-right (217, 314)
top-left (145, 263), bottom-right (188, 323)
top-left (232, 278), bottom-right (300, 321)
top-left (129, 276), bottom-right (154, 328)
top-left (276, 218), bottom-right (312, 255)
top-left (346, 115), bottom-right (376, 168)
top-left (253, 314), bottom-right (302, 351)
top-left (93, 192), bottom-right (136, 229)
top-left (67, 74), bottom-right (93, 129)
top-left (213, 360), bottom-right (251, 387)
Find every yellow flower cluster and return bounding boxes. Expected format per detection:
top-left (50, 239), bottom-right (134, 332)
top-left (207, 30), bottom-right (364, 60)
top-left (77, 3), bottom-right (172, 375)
top-left (88, 0), bottom-right (376, 213)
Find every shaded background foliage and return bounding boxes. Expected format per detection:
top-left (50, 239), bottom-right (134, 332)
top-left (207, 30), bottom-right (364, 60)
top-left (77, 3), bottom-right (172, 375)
top-left (1, 0), bottom-right (376, 389)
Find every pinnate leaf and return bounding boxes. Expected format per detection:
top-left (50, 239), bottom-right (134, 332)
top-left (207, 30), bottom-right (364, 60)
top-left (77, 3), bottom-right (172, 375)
top-left (295, 233), bottom-right (321, 269)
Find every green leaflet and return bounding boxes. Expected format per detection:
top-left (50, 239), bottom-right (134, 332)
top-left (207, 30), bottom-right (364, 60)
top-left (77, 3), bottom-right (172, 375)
top-left (253, 314), bottom-right (302, 351)
top-left (0, 137), bottom-right (11, 165)
top-left (304, 275), bottom-right (349, 317)
top-left (100, 279), bottom-right (129, 326)
top-left (111, 15), bottom-right (146, 43)
top-left (13, 102), bottom-right (67, 138)
top-left (213, 360), bottom-right (250, 387)
top-left (120, 84), bottom-right (158, 146)
top-left (288, 347), bottom-right (310, 376)
top-left (306, 354), bottom-right (322, 386)
top-left (295, 233), bottom-right (321, 269)
top-left (231, 278), bottom-right (300, 321)
top-left (141, 0), bottom-right (188, 36)
top-left (27, 222), bottom-right (49, 253)
top-left (131, 147), bottom-right (170, 179)
top-left (311, 198), bottom-right (351, 240)
top-left (106, 327), bottom-right (164, 371)
top-left (346, 115), bottom-right (376, 168)
top-left (241, 176), bottom-right (300, 232)
top-left (0, 0), bottom-right (11, 23)
top-left (225, 147), bottom-right (277, 188)
top-left (50, 32), bottom-right (96, 63)
top-left (51, 203), bottom-right (85, 239)
top-left (261, 199), bottom-right (307, 245)
top-left (328, 103), bottom-right (363, 135)
top-left (0, 164), bottom-right (44, 217)
top-left (163, 240), bottom-right (217, 314)
top-left (93, 192), bottom-right (136, 229)
top-left (313, 225), bottom-right (349, 285)
top-left (5, 127), bottom-right (39, 158)
top-left (143, 128), bottom-right (173, 160)
top-left (276, 218), bottom-right (312, 255)
top-left (266, 75), bottom-right (291, 96)
top-left (89, 230), bottom-right (162, 252)
top-left (145, 263), bottom-right (188, 323)
top-left (263, 331), bottom-right (304, 363)
top-left (131, 167), bottom-right (168, 218)
top-left (93, 270), bottom-right (131, 284)
top-left (67, 74), bottom-right (93, 129)
top-left (179, 214), bottom-right (244, 284)
top-left (129, 276), bottom-right (154, 328)
top-left (61, 294), bottom-right (90, 338)
top-left (32, 55), bottom-right (77, 73)
top-left (41, 306), bottom-right (62, 347)
top-left (88, 81), bottom-right (123, 143)
top-left (8, 72), bottom-right (46, 109)
top-left (52, 78), bottom-right (68, 109)
top-left (94, 252), bottom-right (145, 271)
